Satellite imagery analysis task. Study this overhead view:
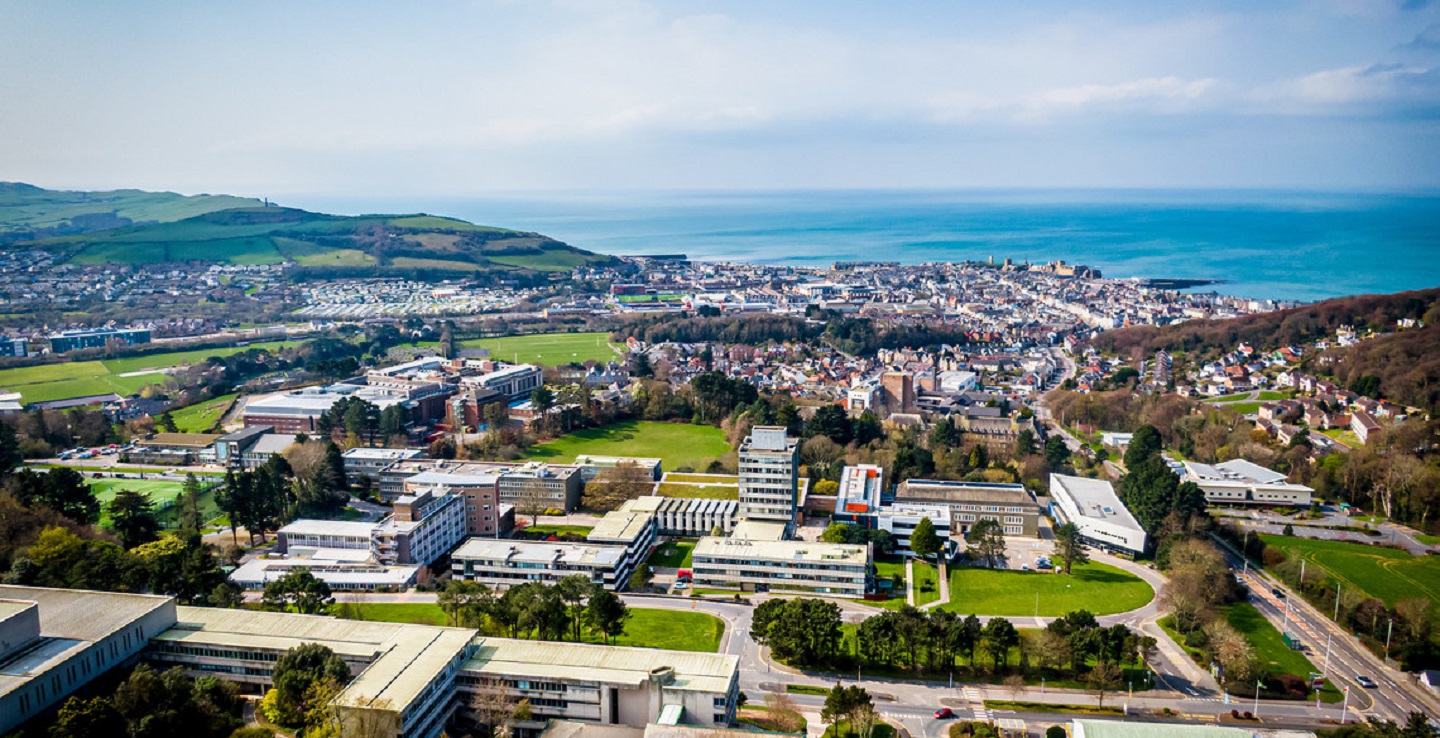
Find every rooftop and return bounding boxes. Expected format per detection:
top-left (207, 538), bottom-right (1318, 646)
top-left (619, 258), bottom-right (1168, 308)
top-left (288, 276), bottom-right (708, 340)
top-left (462, 637), bottom-right (737, 694)
top-left (588, 510), bottom-right (655, 544)
top-left (896, 479), bottom-right (1038, 505)
top-left (729, 519), bottom-right (788, 541)
top-left (1049, 475), bottom-right (1144, 532)
top-left (278, 518), bottom-right (378, 538)
top-left (452, 538), bottom-right (626, 567)
top-left (694, 536), bottom-right (867, 565)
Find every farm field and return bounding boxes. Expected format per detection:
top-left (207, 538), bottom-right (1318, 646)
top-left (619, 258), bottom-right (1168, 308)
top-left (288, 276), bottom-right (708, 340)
top-left (1261, 534), bottom-right (1440, 608)
top-left (0, 341), bottom-right (293, 404)
top-left (529, 421), bottom-right (733, 472)
top-left (459, 331), bottom-right (621, 366)
top-left (170, 393), bottom-right (236, 433)
top-left (938, 561), bottom-right (1154, 616)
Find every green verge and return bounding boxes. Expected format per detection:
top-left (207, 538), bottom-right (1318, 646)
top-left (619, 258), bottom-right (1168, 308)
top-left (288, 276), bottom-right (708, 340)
top-left (937, 561), bottom-right (1153, 616)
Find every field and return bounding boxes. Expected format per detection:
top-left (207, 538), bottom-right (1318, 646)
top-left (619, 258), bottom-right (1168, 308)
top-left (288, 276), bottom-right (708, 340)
top-left (488, 250), bottom-right (602, 272)
top-left (527, 421), bottom-right (733, 472)
top-left (170, 393), bottom-right (236, 433)
top-left (459, 331), bottom-right (621, 366)
top-left (0, 341), bottom-right (294, 404)
top-left (1222, 602), bottom-right (1317, 678)
top-left (656, 482), bottom-right (739, 500)
top-left (388, 256), bottom-right (486, 271)
top-left (1225, 402), bottom-right (1262, 415)
top-left (914, 561), bottom-right (940, 606)
top-left (648, 538), bottom-right (697, 568)
top-left (938, 561), bottom-right (1154, 616)
top-left (1261, 534), bottom-right (1440, 608)
top-left (341, 603), bottom-right (723, 652)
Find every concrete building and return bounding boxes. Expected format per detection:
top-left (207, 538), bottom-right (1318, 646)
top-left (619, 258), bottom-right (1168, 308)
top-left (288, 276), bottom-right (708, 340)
top-left (574, 455), bottom-right (664, 482)
top-left (46, 326), bottom-right (150, 354)
top-left (461, 363), bottom-right (543, 401)
top-left (690, 536), bottom-right (869, 598)
top-left (229, 554), bottom-right (421, 592)
top-left (373, 488), bottom-right (467, 567)
top-left (1048, 474), bottom-right (1148, 555)
top-left (131, 432), bottom-right (220, 465)
top-left (875, 503), bottom-right (954, 558)
top-left (737, 427), bottom-right (799, 527)
top-left (453, 540), bottom-right (632, 591)
top-left (893, 480), bottom-right (1043, 536)
top-left (1070, 719), bottom-right (1251, 738)
top-left (378, 459), bottom-right (583, 511)
top-left (344, 447), bottom-right (423, 480)
top-left (619, 496), bottom-right (739, 537)
top-left (403, 469), bottom-right (508, 538)
top-left (0, 587), bottom-right (176, 734)
top-left (213, 425), bottom-right (274, 468)
top-left (831, 464), bottom-right (885, 519)
top-left (1180, 459), bottom-right (1314, 507)
top-left (0, 586), bottom-right (739, 738)
top-left (879, 371), bottom-right (916, 413)
top-left (277, 519), bottom-right (377, 553)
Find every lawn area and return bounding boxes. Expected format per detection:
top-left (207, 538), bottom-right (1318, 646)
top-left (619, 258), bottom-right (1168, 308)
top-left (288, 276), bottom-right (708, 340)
top-left (1222, 602), bottom-right (1316, 678)
top-left (339, 603), bottom-right (723, 652)
top-left (1416, 534), bottom-right (1440, 546)
top-left (1210, 392), bottom-right (1252, 402)
top-left (519, 524), bottom-right (594, 538)
top-left (821, 719), bottom-right (896, 738)
top-left (528, 420), bottom-right (733, 472)
top-left (88, 478), bottom-right (186, 508)
top-left (1260, 534), bottom-right (1440, 608)
top-left (459, 331), bottom-right (621, 366)
top-left (983, 701), bottom-right (1122, 716)
top-left (1320, 428), bottom-right (1361, 448)
top-left (1257, 391), bottom-right (1289, 401)
top-left (170, 393), bottom-right (236, 433)
top-left (100, 340), bottom-right (295, 374)
top-left (0, 341), bottom-right (295, 404)
top-left (938, 561), bottom-right (1153, 617)
top-left (785, 684), bottom-right (829, 696)
top-left (647, 538), bottom-right (697, 568)
top-left (664, 473), bottom-right (740, 483)
top-left (869, 556), bottom-right (909, 609)
top-left (656, 482), bottom-right (739, 500)
top-left (1225, 401), bottom-right (1262, 415)
top-left (914, 561), bottom-right (941, 607)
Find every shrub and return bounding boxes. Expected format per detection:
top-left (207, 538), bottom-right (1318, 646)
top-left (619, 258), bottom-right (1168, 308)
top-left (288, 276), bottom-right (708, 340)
top-left (1261, 548), bottom-right (1288, 567)
top-left (1046, 726), bottom-right (1068, 738)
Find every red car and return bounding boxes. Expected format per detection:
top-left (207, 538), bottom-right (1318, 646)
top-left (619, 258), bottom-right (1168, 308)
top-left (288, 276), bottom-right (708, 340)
top-left (934, 708), bottom-right (955, 719)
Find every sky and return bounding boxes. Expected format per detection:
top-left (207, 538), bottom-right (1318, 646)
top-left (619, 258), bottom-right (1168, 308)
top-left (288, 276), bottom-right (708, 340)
top-left (2, 0), bottom-right (1439, 196)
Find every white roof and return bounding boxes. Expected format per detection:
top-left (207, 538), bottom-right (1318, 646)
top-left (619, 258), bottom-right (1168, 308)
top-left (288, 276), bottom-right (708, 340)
top-left (729, 519), bottom-right (788, 541)
top-left (1049, 474), bottom-right (1144, 533)
top-left (343, 448), bottom-right (422, 461)
top-left (279, 519), bottom-right (378, 538)
top-left (694, 536), bottom-right (868, 565)
top-left (452, 538), bottom-right (625, 568)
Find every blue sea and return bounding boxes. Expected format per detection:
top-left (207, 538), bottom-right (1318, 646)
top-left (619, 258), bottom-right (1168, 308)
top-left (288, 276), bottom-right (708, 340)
top-left (290, 190), bottom-right (1440, 302)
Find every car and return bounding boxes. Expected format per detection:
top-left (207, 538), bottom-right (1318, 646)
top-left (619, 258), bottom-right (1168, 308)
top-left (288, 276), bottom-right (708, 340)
top-left (1271, 588), bottom-right (1286, 599)
top-left (1356, 676), bottom-right (1378, 688)
top-left (934, 708), bottom-right (955, 719)
top-left (673, 582), bottom-right (688, 591)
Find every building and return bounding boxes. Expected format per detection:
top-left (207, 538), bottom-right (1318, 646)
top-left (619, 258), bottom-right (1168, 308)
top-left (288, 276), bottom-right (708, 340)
top-left (277, 519), bottom-right (377, 553)
top-left (875, 503), bottom-right (954, 558)
top-left (879, 371), bottom-right (916, 413)
top-left (893, 480), bottom-right (1043, 536)
top-left (462, 363), bottom-right (543, 401)
top-left (1070, 719), bottom-right (1251, 738)
top-left (242, 378), bottom-right (451, 434)
top-left (619, 496), bottom-right (739, 537)
top-left (46, 326), bottom-right (151, 354)
top-left (344, 447), bottom-right (424, 480)
top-left (373, 488), bottom-right (467, 567)
top-left (1048, 474), bottom-right (1148, 555)
top-left (690, 536), bottom-right (869, 598)
top-left (574, 455), bottom-right (664, 483)
top-left (129, 432), bottom-right (220, 465)
top-left (452, 540), bottom-right (633, 591)
top-left (213, 425), bottom-right (274, 468)
top-left (830, 464), bottom-right (885, 520)
top-left (403, 469), bottom-right (508, 538)
top-left (1179, 459), bottom-right (1313, 507)
top-left (737, 427), bottom-right (799, 527)
top-left (378, 459), bottom-right (583, 511)
top-left (229, 554), bottom-right (421, 592)
top-left (1, 586), bottom-right (739, 738)
top-left (0, 337), bottom-right (27, 358)
top-left (0, 587), bottom-right (176, 734)
top-left (1351, 409), bottom-right (1381, 444)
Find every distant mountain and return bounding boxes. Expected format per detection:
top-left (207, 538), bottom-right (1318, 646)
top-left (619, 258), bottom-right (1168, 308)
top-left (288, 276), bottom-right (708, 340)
top-left (0, 182), bottom-right (262, 244)
top-left (0, 183), bottom-right (615, 274)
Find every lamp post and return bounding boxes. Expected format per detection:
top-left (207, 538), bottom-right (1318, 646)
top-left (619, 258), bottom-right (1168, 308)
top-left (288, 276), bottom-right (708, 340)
top-left (1385, 619), bottom-right (1394, 659)
top-left (1334, 584), bottom-right (1342, 621)
top-left (1254, 681), bottom-right (1263, 716)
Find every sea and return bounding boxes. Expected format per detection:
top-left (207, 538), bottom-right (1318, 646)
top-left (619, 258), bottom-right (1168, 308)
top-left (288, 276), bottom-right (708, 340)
top-left (289, 190), bottom-right (1440, 303)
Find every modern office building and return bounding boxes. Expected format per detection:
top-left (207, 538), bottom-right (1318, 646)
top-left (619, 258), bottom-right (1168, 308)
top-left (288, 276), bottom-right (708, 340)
top-left (574, 455), bottom-right (664, 482)
top-left (228, 555), bottom-right (421, 592)
top-left (690, 537), bottom-right (869, 598)
top-left (1048, 474), bottom-right (1148, 555)
top-left (1, 585), bottom-right (740, 738)
top-left (736, 427), bottom-right (799, 526)
top-left (213, 425), bottom-right (275, 468)
top-left (403, 469), bottom-right (509, 538)
top-left (46, 326), bottom-right (150, 354)
top-left (1179, 459), bottom-right (1313, 507)
top-left (453, 540), bottom-right (632, 591)
top-left (893, 479), bottom-right (1043, 536)
top-left (460, 363), bottom-right (543, 401)
top-left (875, 503), bottom-right (954, 557)
top-left (830, 464), bottom-right (885, 520)
top-left (373, 488), bottom-right (466, 567)
top-left (377, 459), bottom-right (583, 511)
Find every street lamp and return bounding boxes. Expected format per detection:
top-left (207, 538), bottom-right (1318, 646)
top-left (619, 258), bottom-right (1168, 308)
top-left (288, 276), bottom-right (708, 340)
top-left (1254, 681), bottom-right (1263, 717)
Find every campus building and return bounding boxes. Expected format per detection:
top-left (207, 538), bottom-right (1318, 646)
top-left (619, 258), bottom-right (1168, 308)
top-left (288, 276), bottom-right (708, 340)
top-left (1179, 459), bottom-right (1314, 507)
top-left (690, 536), bottom-right (869, 598)
top-left (46, 326), bottom-right (151, 354)
top-left (452, 508), bottom-right (656, 591)
top-left (460, 363), bottom-right (543, 402)
top-left (893, 479), bottom-right (1043, 536)
top-left (573, 455), bottom-right (664, 483)
top-left (1, 585), bottom-right (740, 738)
top-left (377, 459), bottom-right (583, 511)
top-left (1048, 474), bottom-right (1148, 555)
top-left (373, 488), bottom-right (467, 567)
top-left (619, 496), bottom-right (739, 537)
top-left (736, 427), bottom-right (799, 527)
top-left (343, 447), bottom-right (424, 480)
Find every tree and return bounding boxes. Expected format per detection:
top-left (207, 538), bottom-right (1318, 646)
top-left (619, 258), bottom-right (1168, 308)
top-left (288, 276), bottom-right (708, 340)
top-left (983, 617), bottom-right (1020, 669)
top-left (583, 462), bottom-right (654, 511)
top-left (1118, 455), bottom-right (1206, 541)
top-left (1043, 435), bottom-right (1072, 470)
top-left (438, 579), bottom-right (493, 628)
top-left (1085, 661), bottom-right (1124, 709)
top-left (557, 574), bottom-right (596, 642)
top-left (1013, 429), bottom-right (1036, 460)
top-left (209, 581), bottom-right (244, 608)
top-left (806, 404), bottom-right (853, 445)
top-left (49, 696), bottom-right (126, 738)
top-left (909, 516), bottom-right (942, 560)
top-left (378, 404), bottom-right (407, 441)
top-left (821, 683), bottom-right (872, 734)
top-left (1123, 425), bottom-right (1163, 469)
top-left (468, 677), bottom-right (523, 738)
top-left (262, 567), bottom-right (334, 615)
top-left (156, 410), bottom-right (178, 433)
top-left (764, 691), bottom-right (805, 735)
top-left (1052, 522), bottom-right (1090, 575)
top-left (109, 489), bottom-right (160, 549)
top-left (484, 401), bottom-right (510, 431)
top-left (967, 518), bottom-right (1007, 568)
top-left (272, 643), bottom-right (352, 727)
top-left (530, 386), bottom-right (557, 433)
top-left (9, 467), bottom-right (101, 524)
top-left (586, 588), bottom-right (630, 644)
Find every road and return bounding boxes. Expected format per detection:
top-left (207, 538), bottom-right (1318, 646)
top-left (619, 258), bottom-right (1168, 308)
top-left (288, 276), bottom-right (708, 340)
top-left (1214, 535), bottom-right (1440, 724)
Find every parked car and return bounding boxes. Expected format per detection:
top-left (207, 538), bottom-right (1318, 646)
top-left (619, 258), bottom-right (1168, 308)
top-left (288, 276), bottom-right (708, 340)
top-left (1356, 675), bottom-right (1378, 689)
top-left (934, 708), bottom-right (955, 719)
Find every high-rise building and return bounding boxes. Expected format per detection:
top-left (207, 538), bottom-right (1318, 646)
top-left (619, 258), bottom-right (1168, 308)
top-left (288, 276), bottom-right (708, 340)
top-left (737, 426), bottom-right (799, 527)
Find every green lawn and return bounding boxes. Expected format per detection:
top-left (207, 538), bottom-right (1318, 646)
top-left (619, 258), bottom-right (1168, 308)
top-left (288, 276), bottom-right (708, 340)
top-left (170, 393), bottom-right (236, 433)
top-left (101, 340), bottom-right (294, 373)
top-left (459, 331), bottom-right (621, 366)
top-left (1221, 602), bottom-right (1340, 702)
top-left (983, 701), bottom-right (1123, 716)
top-left (870, 556), bottom-right (909, 609)
top-left (88, 478), bottom-right (187, 508)
top-left (1320, 428), bottom-right (1361, 448)
top-left (664, 473), bottom-right (740, 484)
top-left (938, 561), bottom-right (1154, 616)
top-left (1257, 391), bottom-right (1288, 401)
top-left (785, 684), bottom-right (829, 696)
top-left (1416, 534), bottom-right (1440, 546)
top-left (528, 421), bottom-right (733, 472)
top-left (0, 341), bottom-right (293, 404)
top-left (1210, 392), bottom-right (1252, 402)
top-left (821, 719), bottom-right (896, 738)
top-left (914, 561), bottom-right (941, 607)
top-left (339, 603), bottom-right (723, 652)
top-left (1261, 534), bottom-right (1440, 608)
top-left (1225, 402), bottom-right (1262, 415)
top-left (520, 524), bottom-right (594, 538)
top-left (656, 483), bottom-right (739, 500)
top-left (648, 539), bottom-right (697, 568)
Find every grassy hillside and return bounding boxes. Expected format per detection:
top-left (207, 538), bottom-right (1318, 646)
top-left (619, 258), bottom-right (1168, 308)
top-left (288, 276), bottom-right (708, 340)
top-left (0, 182), bottom-right (261, 244)
top-left (16, 203), bottom-right (615, 274)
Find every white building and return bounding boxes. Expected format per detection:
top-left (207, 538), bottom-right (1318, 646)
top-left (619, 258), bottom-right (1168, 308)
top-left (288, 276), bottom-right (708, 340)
top-left (573, 455), bottom-right (664, 482)
top-left (737, 427), bottom-right (799, 527)
top-left (1180, 459), bottom-right (1313, 507)
top-left (229, 554), bottom-right (420, 592)
top-left (876, 503), bottom-right (954, 557)
top-left (462, 363), bottom-right (542, 401)
top-left (1048, 474), bottom-right (1148, 555)
top-left (452, 539), bottom-right (634, 591)
top-left (620, 496), bottom-right (739, 537)
top-left (343, 447), bottom-right (423, 479)
top-left (690, 536), bottom-right (869, 598)
top-left (373, 488), bottom-right (467, 567)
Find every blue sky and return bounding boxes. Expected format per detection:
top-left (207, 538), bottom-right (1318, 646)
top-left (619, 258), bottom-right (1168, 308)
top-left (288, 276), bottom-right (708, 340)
top-left (2, 0), bottom-right (1438, 195)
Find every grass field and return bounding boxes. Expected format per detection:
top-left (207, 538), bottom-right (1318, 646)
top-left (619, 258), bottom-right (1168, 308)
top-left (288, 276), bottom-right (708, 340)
top-left (0, 341), bottom-right (294, 404)
top-left (459, 331), bottom-right (621, 366)
top-left (1320, 428), bottom-right (1361, 448)
top-left (1225, 402), bottom-right (1262, 415)
top-left (1261, 534), bottom-right (1440, 608)
top-left (1416, 534), bottom-right (1440, 546)
top-left (983, 701), bottom-right (1122, 716)
top-left (648, 538), bottom-right (697, 568)
top-left (1210, 392), bottom-right (1252, 402)
top-left (528, 421), bottom-right (733, 472)
top-left (170, 393), bottom-right (236, 433)
top-left (341, 603), bottom-right (723, 652)
top-left (1222, 602), bottom-right (1316, 678)
top-left (938, 561), bottom-right (1153, 616)
top-left (655, 482), bottom-right (739, 500)
top-left (785, 684), bottom-right (829, 696)
top-left (1257, 391), bottom-right (1289, 401)
top-left (101, 340), bottom-right (295, 374)
top-left (520, 524), bottom-right (594, 538)
top-left (488, 250), bottom-right (602, 272)
top-left (914, 561), bottom-right (941, 607)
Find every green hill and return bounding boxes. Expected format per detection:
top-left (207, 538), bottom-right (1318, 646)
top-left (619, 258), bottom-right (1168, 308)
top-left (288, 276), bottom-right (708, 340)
top-left (2, 185), bottom-right (615, 274)
top-left (0, 182), bottom-right (262, 244)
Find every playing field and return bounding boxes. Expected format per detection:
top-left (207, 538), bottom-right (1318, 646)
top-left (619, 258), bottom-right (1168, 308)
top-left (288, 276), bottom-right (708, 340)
top-left (939, 561), bottom-right (1154, 616)
top-left (341, 604), bottom-right (723, 652)
top-left (459, 331), bottom-right (621, 366)
top-left (527, 421), bottom-right (733, 472)
top-left (0, 341), bottom-right (293, 404)
top-left (1261, 534), bottom-right (1440, 608)
top-left (170, 393), bottom-right (236, 433)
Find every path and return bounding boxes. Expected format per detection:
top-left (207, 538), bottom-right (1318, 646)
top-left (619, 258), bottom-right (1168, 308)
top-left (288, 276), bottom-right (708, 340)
top-left (906, 559), bottom-right (917, 607)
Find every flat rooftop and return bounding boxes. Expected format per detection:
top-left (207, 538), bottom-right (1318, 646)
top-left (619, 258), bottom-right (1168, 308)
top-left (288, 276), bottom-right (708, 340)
top-left (588, 510), bottom-right (654, 544)
top-left (729, 519), bottom-right (788, 541)
top-left (896, 479), bottom-right (1039, 506)
top-left (1183, 459), bottom-right (1311, 490)
top-left (1049, 475), bottom-right (1144, 532)
top-left (452, 538), bottom-right (625, 567)
top-left (278, 519), bottom-right (378, 538)
top-left (462, 637), bottom-right (737, 694)
top-left (694, 536), bottom-right (867, 566)
top-left (343, 448), bottom-right (423, 460)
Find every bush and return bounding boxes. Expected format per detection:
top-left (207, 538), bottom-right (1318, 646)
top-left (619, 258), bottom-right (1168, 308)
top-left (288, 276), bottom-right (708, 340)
top-left (1273, 673), bottom-right (1307, 697)
top-left (1046, 726), bottom-right (1067, 738)
top-left (1261, 548), bottom-right (1288, 567)
top-left (259, 688), bottom-right (284, 724)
